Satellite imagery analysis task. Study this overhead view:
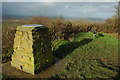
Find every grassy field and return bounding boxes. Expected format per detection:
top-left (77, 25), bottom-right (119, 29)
top-left (2, 32), bottom-right (119, 79)
top-left (1, 16), bottom-right (119, 79)
top-left (51, 32), bottom-right (119, 79)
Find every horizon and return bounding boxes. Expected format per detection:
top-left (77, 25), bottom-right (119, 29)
top-left (2, 14), bottom-right (106, 22)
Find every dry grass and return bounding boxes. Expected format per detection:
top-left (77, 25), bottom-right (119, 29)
top-left (21, 16), bottom-right (53, 28)
top-left (21, 16), bottom-right (118, 33)
top-left (2, 20), bottom-right (21, 63)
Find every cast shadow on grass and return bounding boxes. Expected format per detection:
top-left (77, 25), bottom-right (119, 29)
top-left (53, 38), bottom-right (93, 58)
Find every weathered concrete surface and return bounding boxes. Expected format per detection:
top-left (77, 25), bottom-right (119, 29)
top-left (2, 58), bottom-right (68, 78)
top-left (11, 25), bottom-right (54, 75)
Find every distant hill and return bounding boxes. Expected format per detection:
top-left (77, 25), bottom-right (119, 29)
top-left (48, 16), bottom-right (106, 22)
top-left (86, 18), bottom-right (105, 22)
top-left (2, 14), bottom-right (106, 22)
top-left (2, 14), bottom-right (30, 20)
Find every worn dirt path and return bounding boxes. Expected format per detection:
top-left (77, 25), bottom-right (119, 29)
top-left (1, 58), bottom-right (68, 78)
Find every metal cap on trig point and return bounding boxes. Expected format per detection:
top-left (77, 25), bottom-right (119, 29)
top-left (21, 24), bottom-right (43, 27)
top-left (16, 24), bottom-right (45, 31)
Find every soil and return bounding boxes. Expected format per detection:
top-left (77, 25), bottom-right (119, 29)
top-left (2, 57), bottom-right (68, 78)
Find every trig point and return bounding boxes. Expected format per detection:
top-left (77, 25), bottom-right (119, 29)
top-left (11, 24), bottom-right (54, 75)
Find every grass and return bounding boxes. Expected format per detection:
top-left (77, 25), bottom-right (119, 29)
top-left (2, 16), bottom-right (118, 63)
top-left (2, 32), bottom-right (118, 79)
top-left (1, 16), bottom-right (119, 79)
top-left (0, 74), bottom-right (11, 80)
top-left (51, 32), bottom-right (119, 79)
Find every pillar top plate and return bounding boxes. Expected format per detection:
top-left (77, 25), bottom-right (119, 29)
top-left (21, 24), bottom-right (43, 27)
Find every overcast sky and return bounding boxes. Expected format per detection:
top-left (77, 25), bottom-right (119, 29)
top-left (1, 0), bottom-right (119, 2)
top-left (2, 2), bottom-right (118, 19)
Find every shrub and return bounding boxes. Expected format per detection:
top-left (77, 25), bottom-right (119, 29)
top-left (2, 15), bottom-right (118, 63)
top-left (2, 20), bottom-right (18, 63)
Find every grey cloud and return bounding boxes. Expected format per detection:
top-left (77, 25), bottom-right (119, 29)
top-left (2, 2), bottom-right (118, 19)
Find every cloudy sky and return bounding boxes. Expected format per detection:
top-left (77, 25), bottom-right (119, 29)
top-left (2, 2), bottom-right (118, 19)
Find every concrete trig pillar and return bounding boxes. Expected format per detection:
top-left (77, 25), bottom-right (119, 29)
top-left (11, 24), bottom-right (54, 75)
